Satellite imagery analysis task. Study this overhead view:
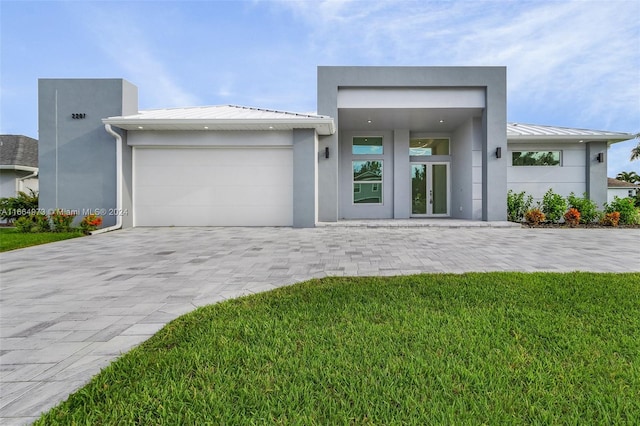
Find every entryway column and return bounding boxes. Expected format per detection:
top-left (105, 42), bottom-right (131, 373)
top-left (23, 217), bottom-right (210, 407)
top-left (293, 129), bottom-right (318, 228)
top-left (393, 129), bottom-right (411, 218)
top-left (585, 141), bottom-right (608, 208)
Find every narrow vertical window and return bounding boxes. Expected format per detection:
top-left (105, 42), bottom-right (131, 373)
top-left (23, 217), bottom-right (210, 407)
top-left (353, 160), bottom-right (383, 204)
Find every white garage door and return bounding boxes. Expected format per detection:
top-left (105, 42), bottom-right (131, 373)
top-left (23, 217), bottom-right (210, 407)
top-left (134, 147), bottom-right (293, 226)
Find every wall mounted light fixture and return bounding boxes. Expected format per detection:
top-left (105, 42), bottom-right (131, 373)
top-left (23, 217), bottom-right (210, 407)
top-left (325, 146), bottom-right (330, 159)
top-left (596, 152), bottom-right (604, 163)
top-left (496, 147), bottom-right (502, 158)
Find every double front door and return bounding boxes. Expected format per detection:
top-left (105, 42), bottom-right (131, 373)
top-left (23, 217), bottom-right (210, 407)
top-left (411, 163), bottom-right (449, 216)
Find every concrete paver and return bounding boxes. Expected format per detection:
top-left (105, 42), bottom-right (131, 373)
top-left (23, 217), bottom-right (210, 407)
top-left (1, 224), bottom-right (639, 424)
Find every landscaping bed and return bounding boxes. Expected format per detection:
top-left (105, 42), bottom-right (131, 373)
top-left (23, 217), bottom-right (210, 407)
top-left (521, 223), bottom-right (640, 229)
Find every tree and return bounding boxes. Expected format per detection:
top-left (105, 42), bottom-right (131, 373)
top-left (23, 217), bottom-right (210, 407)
top-left (632, 138), bottom-right (640, 162)
top-left (616, 171), bottom-right (640, 184)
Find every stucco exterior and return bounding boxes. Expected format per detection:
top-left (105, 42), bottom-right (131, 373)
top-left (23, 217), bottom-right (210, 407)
top-left (317, 66), bottom-right (507, 222)
top-left (35, 68), bottom-right (632, 229)
top-left (507, 140), bottom-right (611, 208)
top-left (38, 79), bottom-right (137, 227)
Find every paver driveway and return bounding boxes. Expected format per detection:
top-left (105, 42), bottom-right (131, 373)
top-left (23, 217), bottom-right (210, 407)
top-left (1, 225), bottom-right (640, 424)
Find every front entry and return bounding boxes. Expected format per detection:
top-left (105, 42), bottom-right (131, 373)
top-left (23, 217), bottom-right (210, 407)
top-left (411, 163), bottom-right (450, 216)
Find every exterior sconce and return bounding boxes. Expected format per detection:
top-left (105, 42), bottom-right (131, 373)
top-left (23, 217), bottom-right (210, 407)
top-left (496, 147), bottom-right (502, 158)
top-left (596, 152), bottom-right (604, 163)
top-left (325, 146), bottom-right (330, 159)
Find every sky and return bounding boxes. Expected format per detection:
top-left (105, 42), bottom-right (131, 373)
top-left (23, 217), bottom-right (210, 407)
top-left (1, 0), bottom-right (639, 176)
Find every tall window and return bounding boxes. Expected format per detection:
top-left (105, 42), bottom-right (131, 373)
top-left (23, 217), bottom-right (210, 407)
top-left (512, 151), bottom-right (561, 166)
top-left (352, 136), bottom-right (383, 204)
top-left (353, 160), bottom-right (383, 204)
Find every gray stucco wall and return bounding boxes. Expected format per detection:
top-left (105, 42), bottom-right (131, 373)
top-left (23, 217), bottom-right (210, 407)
top-left (451, 119), bottom-right (474, 219)
top-left (393, 129), bottom-right (411, 219)
top-left (482, 82), bottom-right (508, 221)
top-left (317, 66), bottom-right (507, 222)
top-left (293, 129), bottom-right (318, 227)
top-left (586, 141), bottom-right (608, 208)
top-left (339, 130), bottom-right (394, 219)
top-left (38, 79), bottom-right (137, 227)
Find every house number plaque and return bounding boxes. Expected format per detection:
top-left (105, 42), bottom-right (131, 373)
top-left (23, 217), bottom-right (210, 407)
top-left (71, 113), bottom-right (86, 119)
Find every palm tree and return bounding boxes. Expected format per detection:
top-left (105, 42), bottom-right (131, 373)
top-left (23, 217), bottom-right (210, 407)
top-left (632, 138), bottom-right (640, 161)
top-left (616, 171), bottom-right (640, 184)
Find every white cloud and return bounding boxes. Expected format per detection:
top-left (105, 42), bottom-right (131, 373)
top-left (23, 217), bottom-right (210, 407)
top-left (272, 0), bottom-right (638, 128)
top-left (70, 3), bottom-right (200, 108)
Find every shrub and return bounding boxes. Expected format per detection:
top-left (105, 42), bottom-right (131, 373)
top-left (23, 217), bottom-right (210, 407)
top-left (13, 213), bottom-right (50, 233)
top-left (541, 188), bottom-right (567, 223)
top-left (14, 216), bottom-right (33, 233)
top-left (566, 192), bottom-right (599, 224)
top-left (80, 214), bottom-right (103, 234)
top-left (31, 213), bottom-right (51, 232)
top-left (51, 209), bottom-right (76, 232)
top-left (525, 209), bottom-right (545, 226)
top-left (606, 197), bottom-right (640, 225)
top-left (564, 208), bottom-right (581, 227)
top-left (600, 211), bottom-right (620, 227)
top-left (507, 190), bottom-right (533, 222)
top-left (0, 190), bottom-right (39, 222)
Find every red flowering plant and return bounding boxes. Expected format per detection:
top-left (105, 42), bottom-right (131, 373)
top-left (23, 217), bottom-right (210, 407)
top-left (600, 211), bottom-right (620, 227)
top-left (525, 208), bottom-right (546, 226)
top-left (80, 213), bottom-right (103, 234)
top-left (564, 208), bottom-right (581, 228)
top-left (50, 209), bottom-right (77, 232)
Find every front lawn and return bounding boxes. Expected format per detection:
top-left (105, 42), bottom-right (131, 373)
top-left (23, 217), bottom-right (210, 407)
top-left (38, 273), bottom-right (640, 424)
top-left (0, 227), bottom-right (83, 252)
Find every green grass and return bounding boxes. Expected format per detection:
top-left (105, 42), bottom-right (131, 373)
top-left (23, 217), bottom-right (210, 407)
top-left (0, 227), bottom-right (83, 252)
top-left (38, 273), bottom-right (640, 425)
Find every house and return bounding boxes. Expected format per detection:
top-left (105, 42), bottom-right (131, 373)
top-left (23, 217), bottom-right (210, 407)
top-left (0, 135), bottom-right (38, 198)
top-left (37, 67), bottom-right (635, 228)
top-left (607, 178), bottom-right (640, 203)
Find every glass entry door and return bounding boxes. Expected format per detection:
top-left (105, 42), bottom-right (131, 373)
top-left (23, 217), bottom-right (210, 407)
top-left (411, 163), bottom-right (449, 216)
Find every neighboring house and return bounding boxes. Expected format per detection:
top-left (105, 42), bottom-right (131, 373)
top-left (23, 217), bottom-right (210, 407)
top-left (607, 178), bottom-right (640, 203)
top-left (0, 135), bottom-right (38, 198)
top-left (37, 68), bottom-right (635, 228)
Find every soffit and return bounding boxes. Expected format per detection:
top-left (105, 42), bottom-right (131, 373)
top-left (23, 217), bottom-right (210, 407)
top-left (103, 105), bottom-right (335, 135)
top-left (338, 108), bottom-right (483, 132)
top-left (507, 123), bottom-right (634, 142)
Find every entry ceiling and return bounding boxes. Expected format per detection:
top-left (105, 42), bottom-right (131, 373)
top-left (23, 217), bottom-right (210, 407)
top-left (338, 108), bottom-right (483, 132)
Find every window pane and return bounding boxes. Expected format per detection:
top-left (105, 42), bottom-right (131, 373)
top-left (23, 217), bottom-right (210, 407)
top-left (411, 164), bottom-right (427, 214)
top-left (512, 151), bottom-right (560, 166)
top-left (354, 183), bottom-right (382, 204)
top-left (353, 161), bottom-right (382, 181)
top-left (353, 137), bottom-right (383, 155)
top-left (410, 138), bottom-right (449, 156)
top-left (432, 164), bottom-right (448, 214)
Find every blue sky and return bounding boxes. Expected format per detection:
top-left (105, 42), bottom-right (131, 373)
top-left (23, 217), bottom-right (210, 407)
top-left (1, 0), bottom-right (639, 176)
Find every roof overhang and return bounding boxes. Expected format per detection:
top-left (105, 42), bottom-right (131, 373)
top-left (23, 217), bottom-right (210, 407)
top-left (103, 105), bottom-right (336, 135)
top-left (102, 118), bottom-right (336, 135)
top-left (507, 123), bottom-right (635, 144)
top-left (507, 135), bottom-right (634, 143)
top-left (0, 165), bottom-right (38, 173)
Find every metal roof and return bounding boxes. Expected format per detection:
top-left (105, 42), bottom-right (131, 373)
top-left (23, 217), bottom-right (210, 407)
top-left (103, 105), bottom-right (335, 135)
top-left (507, 123), bottom-right (634, 142)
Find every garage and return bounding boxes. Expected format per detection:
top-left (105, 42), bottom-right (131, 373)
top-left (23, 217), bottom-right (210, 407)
top-left (133, 146), bottom-right (293, 226)
top-left (102, 104), bottom-right (334, 227)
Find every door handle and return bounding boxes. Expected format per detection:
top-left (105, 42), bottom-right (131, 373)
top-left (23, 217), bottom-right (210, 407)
top-left (429, 189), bottom-right (433, 204)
